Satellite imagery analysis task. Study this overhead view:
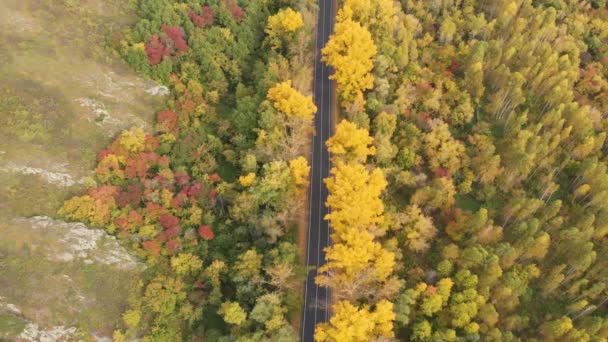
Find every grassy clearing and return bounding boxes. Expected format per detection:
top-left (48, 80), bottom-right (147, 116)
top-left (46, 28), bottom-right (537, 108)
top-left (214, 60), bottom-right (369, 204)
top-left (0, 313), bottom-right (27, 339)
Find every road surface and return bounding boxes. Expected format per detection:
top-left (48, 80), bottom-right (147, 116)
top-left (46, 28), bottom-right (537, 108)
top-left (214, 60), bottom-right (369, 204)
top-left (301, 0), bottom-right (334, 341)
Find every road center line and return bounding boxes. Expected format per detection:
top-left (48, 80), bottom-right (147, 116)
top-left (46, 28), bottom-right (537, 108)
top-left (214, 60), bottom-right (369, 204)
top-left (313, 0), bottom-right (327, 329)
top-left (301, 0), bottom-right (323, 339)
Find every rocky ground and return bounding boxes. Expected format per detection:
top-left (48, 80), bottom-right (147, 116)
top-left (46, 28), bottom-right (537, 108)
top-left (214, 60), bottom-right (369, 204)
top-left (0, 0), bottom-right (164, 339)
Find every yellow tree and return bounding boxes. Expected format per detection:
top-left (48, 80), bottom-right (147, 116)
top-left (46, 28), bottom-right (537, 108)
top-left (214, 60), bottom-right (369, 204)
top-left (324, 161), bottom-right (386, 234)
top-left (170, 253), bottom-right (203, 276)
top-left (265, 8), bottom-right (304, 49)
top-left (315, 300), bottom-right (395, 342)
top-left (319, 161), bottom-right (398, 301)
top-left (326, 120), bottom-right (375, 163)
top-left (239, 172), bottom-right (256, 186)
top-left (422, 119), bottom-right (468, 174)
top-left (316, 228), bottom-right (396, 301)
top-left (322, 9), bottom-right (376, 110)
top-left (289, 156), bottom-right (310, 186)
top-left (267, 80), bottom-right (317, 122)
top-left (342, 0), bottom-right (395, 40)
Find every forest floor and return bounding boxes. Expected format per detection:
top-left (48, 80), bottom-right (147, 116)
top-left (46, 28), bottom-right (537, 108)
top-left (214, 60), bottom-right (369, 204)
top-left (0, 0), bottom-right (164, 339)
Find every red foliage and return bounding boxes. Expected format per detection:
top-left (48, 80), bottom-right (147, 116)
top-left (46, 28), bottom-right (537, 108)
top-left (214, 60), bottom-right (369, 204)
top-left (157, 231), bottom-right (168, 243)
top-left (208, 173), bottom-right (221, 182)
top-left (186, 182), bottom-right (202, 198)
top-left (125, 152), bottom-right (160, 179)
top-left (162, 25), bottom-right (189, 52)
top-left (145, 135), bottom-right (160, 151)
top-left (156, 175), bottom-right (174, 189)
top-left (157, 110), bottom-right (178, 132)
top-left (181, 99), bottom-right (197, 114)
top-left (189, 6), bottom-right (214, 28)
top-left (88, 185), bottom-right (119, 201)
top-left (115, 210), bottom-right (144, 233)
top-left (224, 0), bottom-right (244, 22)
top-left (165, 225), bottom-right (181, 238)
top-left (115, 217), bottom-right (129, 230)
top-left (417, 81), bottom-right (433, 92)
top-left (194, 279), bottom-right (205, 288)
top-left (209, 188), bottom-right (218, 200)
top-left (449, 61), bottom-right (460, 73)
top-left (171, 193), bottom-right (187, 208)
top-left (128, 210), bottom-right (144, 225)
top-left (143, 240), bottom-right (161, 256)
top-left (174, 171), bottom-right (191, 186)
top-left (434, 168), bottom-right (451, 179)
top-left (98, 149), bottom-right (110, 161)
top-left (198, 225), bottom-right (214, 240)
top-left (114, 184), bottom-right (143, 208)
top-left (158, 156), bottom-right (170, 167)
top-left (145, 34), bottom-right (170, 65)
top-left (416, 111), bottom-right (433, 128)
top-left (160, 213), bottom-right (180, 229)
top-left (167, 239), bottom-right (182, 255)
top-left (145, 202), bottom-right (164, 220)
top-left (125, 157), bottom-right (150, 179)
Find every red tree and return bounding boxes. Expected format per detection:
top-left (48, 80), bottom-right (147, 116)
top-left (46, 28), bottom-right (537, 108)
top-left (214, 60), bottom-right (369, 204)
top-left (189, 6), bottom-right (214, 28)
top-left (198, 225), bottom-right (214, 240)
top-left (165, 225), bottom-right (181, 238)
top-left (167, 239), bottom-right (182, 255)
top-left (143, 240), bottom-right (161, 256)
top-left (174, 171), bottom-right (191, 186)
top-left (114, 184), bottom-right (143, 208)
top-left (145, 34), bottom-right (170, 65)
top-left (157, 110), bottom-right (178, 132)
top-left (434, 168), bottom-right (451, 179)
top-left (88, 185), bottom-right (119, 201)
top-left (209, 188), bottom-right (218, 200)
top-left (162, 25), bottom-right (189, 52)
top-left (224, 0), bottom-right (244, 22)
top-left (160, 213), bottom-right (180, 229)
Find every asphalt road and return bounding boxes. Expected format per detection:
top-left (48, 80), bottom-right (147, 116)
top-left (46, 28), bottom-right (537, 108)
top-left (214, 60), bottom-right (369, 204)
top-left (300, 0), bottom-right (334, 341)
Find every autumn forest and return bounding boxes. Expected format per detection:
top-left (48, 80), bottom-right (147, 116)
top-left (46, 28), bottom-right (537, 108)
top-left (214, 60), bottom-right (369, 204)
top-left (18, 0), bottom-right (608, 340)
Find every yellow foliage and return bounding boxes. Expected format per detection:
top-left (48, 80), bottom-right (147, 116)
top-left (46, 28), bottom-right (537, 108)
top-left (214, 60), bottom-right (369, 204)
top-left (318, 228), bottom-right (395, 285)
top-left (322, 13), bottom-right (376, 108)
top-left (324, 161), bottom-right (386, 233)
top-left (138, 225), bottom-right (158, 239)
top-left (122, 309), bottom-right (141, 329)
top-left (144, 276), bottom-right (186, 316)
top-left (267, 80), bottom-right (317, 121)
top-left (219, 301), bottom-right (247, 326)
top-left (59, 194), bottom-right (114, 226)
top-left (160, 188), bottom-right (173, 208)
top-left (205, 260), bottom-right (226, 286)
top-left (119, 127), bottom-right (147, 153)
top-left (171, 253), bottom-right (203, 275)
top-left (289, 156), bottom-right (310, 186)
top-left (185, 205), bottom-right (203, 225)
top-left (326, 120), bottom-right (375, 163)
top-left (239, 172), bottom-right (257, 186)
top-left (341, 0), bottom-right (395, 37)
top-left (112, 330), bottom-right (126, 342)
top-left (95, 154), bottom-right (125, 182)
top-left (265, 8), bottom-right (304, 48)
top-left (422, 119), bottom-right (467, 173)
top-left (314, 300), bottom-right (395, 342)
